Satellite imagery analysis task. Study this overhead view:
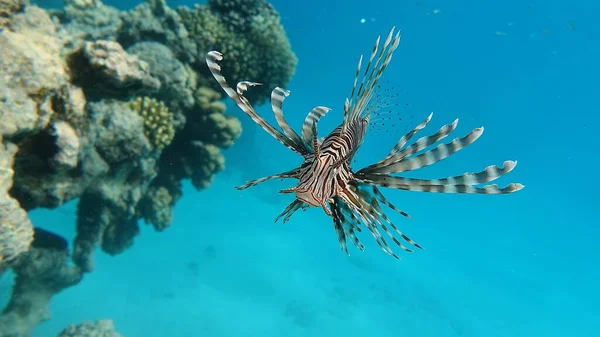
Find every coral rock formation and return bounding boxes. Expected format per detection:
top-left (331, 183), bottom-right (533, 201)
top-left (0, 140), bottom-right (34, 273)
top-left (57, 319), bottom-right (123, 337)
top-left (0, 0), bottom-right (297, 334)
top-left (0, 228), bottom-right (82, 337)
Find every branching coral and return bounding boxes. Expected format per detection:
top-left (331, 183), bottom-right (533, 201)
top-left (177, 0), bottom-right (297, 104)
top-left (127, 96), bottom-right (176, 151)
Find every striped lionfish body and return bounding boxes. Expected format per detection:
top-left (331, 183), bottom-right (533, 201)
top-left (206, 27), bottom-right (524, 259)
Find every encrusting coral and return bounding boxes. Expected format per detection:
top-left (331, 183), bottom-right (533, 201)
top-left (0, 0), bottom-right (297, 334)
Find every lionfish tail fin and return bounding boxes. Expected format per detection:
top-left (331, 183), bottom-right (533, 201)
top-left (206, 51), bottom-right (307, 155)
top-left (343, 27), bottom-right (401, 130)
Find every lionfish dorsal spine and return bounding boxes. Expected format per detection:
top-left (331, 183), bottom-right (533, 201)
top-left (270, 87), bottom-right (308, 154)
top-left (205, 51), bottom-right (306, 156)
top-left (301, 106), bottom-right (331, 152)
top-left (343, 27), bottom-right (401, 132)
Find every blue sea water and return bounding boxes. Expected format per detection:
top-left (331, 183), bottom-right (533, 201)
top-left (15, 0), bottom-right (600, 336)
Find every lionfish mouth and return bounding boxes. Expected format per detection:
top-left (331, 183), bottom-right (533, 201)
top-left (205, 27), bottom-right (524, 260)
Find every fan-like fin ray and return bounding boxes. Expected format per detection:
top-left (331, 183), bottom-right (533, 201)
top-left (274, 199), bottom-right (307, 223)
top-left (343, 27), bottom-right (401, 131)
top-left (301, 106), bottom-right (331, 152)
top-left (235, 168), bottom-right (301, 190)
top-left (363, 127), bottom-right (484, 174)
top-left (271, 87), bottom-right (307, 154)
top-left (206, 51), bottom-right (305, 155)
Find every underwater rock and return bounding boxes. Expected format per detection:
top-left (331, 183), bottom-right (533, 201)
top-left (31, 227), bottom-right (68, 250)
top-left (136, 174), bottom-right (182, 231)
top-left (0, 229), bottom-right (82, 337)
top-left (0, 0), bottom-right (27, 27)
top-left (69, 40), bottom-right (160, 100)
top-left (87, 99), bottom-right (153, 164)
top-left (0, 5), bottom-right (68, 140)
top-left (118, 0), bottom-right (196, 64)
top-left (48, 120), bottom-right (80, 171)
top-left (126, 41), bottom-right (197, 121)
top-left (52, 0), bottom-right (122, 44)
top-left (74, 158), bottom-right (157, 272)
top-left (0, 4), bottom-right (103, 211)
top-left (56, 319), bottom-right (123, 337)
top-left (0, 139), bottom-right (34, 273)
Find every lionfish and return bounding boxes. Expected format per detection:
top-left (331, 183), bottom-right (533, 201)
top-left (205, 27), bottom-right (524, 259)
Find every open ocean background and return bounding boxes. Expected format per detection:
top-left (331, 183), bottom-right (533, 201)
top-left (5, 0), bottom-right (598, 336)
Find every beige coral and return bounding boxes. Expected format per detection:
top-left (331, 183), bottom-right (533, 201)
top-left (0, 139), bottom-right (34, 271)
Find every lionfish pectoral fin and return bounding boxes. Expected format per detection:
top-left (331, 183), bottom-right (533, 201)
top-left (235, 168), bottom-right (301, 190)
top-left (356, 160), bottom-right (523, 194)
top-left (279, 187), bottom-right (301, 194)
top-left (322, 202), bottom-right (334, 217)
top-left (274, 199), bottom-right (305, 223)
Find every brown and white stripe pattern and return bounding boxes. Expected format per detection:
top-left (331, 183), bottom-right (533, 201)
top-left (206, 51), bottom-right (308, 156)
top-left (205, 27), bottom-right (524, 261)
top-left (344, 26), bottom-right (401, 129)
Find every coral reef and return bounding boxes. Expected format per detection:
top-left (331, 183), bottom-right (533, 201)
top-left (117, 0), bottom-right (195, 64)
top-left (126, 41), bottom-right (197, 121)
top-left (0, 0), bottom-right (297, 334)
top-left (57, 319), bottom-right (123, 337)
top-left (69, 39), bottom-right (161, 100)
top-left (128, 96), bottom-right (175, 150)
top-left (0, 228), bottom-right (82, 336)
top-left (0, 139), bottom-right (34, 273)
top-left (52, 0), bottom-right (122, 44)
top-left (176, 0), bottom-right (297, 104)
top-left (0, 0), bottom-right (27, 27)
